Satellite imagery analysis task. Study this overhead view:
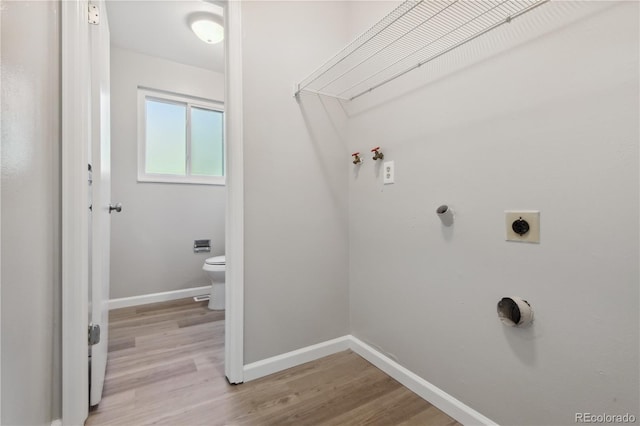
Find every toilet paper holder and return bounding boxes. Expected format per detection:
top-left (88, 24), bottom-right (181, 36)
top-left (497, 296), bottom-right (533, 327)
top-left (194, 239), bottom-right (211, 253)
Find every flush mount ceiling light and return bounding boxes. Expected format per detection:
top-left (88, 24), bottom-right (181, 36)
top-left (189, 12), bottom-right (224, 44)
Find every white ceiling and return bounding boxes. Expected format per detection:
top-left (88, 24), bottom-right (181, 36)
top-left (106, 0), bottom-right (225, 73)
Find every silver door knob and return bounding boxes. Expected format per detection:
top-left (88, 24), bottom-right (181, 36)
top-left (109, 203), bottom-right (122, 213)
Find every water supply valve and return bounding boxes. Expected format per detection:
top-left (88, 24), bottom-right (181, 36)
top-left (352, 152), bottom-right (362, 165)
top-left (371, 146), bottom-right (384, 160)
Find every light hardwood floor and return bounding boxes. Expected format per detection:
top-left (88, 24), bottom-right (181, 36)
top-left (87, 298), bottom-right (460, 426)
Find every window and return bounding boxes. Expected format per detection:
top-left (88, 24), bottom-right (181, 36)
top-left (138, 88), bottom-right (224, 185)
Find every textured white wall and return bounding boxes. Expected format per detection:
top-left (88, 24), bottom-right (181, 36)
top-left (110, 47), bottom-right (226, 299)
top-left (242, 1), bottom-right (351, 363)
top-left (1, 1), bottom-right (60, 423)
top-left (347, 2), bottom-right (639, 425)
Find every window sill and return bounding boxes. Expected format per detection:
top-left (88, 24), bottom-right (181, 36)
top-left (137, 174), bottom-right (226, 186)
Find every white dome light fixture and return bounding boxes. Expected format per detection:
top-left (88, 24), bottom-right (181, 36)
top-left (189, 12), bottom-right (224, 44)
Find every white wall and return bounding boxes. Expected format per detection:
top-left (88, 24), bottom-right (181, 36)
top-left (1, 1), bottom-right (60, 424)
top-left (241, 1), bottom-right (351, 363)
top-left (110, 47), bottom-right (226, 299)
top-left (346, 2), bottom-right (639, 425)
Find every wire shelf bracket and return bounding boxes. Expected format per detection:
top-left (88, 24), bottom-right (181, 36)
top-left (294, 0), bottom-right (550, 101)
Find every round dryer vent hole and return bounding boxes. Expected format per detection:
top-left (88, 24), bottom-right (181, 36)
top-left (497, 297), bottom-right (533, 327)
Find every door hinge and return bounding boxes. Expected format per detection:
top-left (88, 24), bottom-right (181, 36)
top-left (88, 323), bottom-right (101, 346)
top-left (88, 4), bottom-right (100, 25)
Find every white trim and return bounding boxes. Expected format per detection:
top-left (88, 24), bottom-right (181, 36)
top-left (242, 335), bottom-right (496, 426)
top-left (224, 0), bottom-right (244, 385)
top-left (243, 336), bottom-right (352, 382)
top-left (51, 419), bottom-right (62, 426)
top-left (0, 1), bottom-right (3, 418)
top-left (136, 175), bottom-right (225, 186)
top-left (61, 1), bottom-right (90, 424)
top-left (140, 89), bottom-right (223, 111)
top-left (108, 286), bottom-right (212, 310)
top-left (349, 336), bottom-right (498, 426)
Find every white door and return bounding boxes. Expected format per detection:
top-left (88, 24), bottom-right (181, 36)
top-left (89, 0), bottom-right (112, 406)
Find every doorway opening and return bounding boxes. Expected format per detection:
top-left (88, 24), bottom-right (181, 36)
top-left (61, 1), bottom-right (244, 423)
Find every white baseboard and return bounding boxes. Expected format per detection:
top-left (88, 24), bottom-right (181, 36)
top-left (348, 336), bottom-right (497, 426)
top-left (51, 419), bottom-right (62, 426)
top-left (243, 336), bottom-right (351, 382)
top-left (242, 335), bottom-right (496, 426)
top-left (109, 286), bottom-right (211, 310)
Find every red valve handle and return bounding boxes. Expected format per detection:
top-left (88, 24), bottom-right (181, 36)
top-left (352, 152), bottom-right (360, 156)
top-left (371, 146), bottom-right (380, 152)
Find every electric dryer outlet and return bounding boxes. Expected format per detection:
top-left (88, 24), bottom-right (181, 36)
top-left (505, 211), bottom-right (540, 243)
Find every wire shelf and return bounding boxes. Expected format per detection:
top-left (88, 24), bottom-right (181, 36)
top-left (295, 0), bottom-right (550, 101)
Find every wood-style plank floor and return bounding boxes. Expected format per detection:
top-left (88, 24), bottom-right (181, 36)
top-left (87, 298), bottom-right (460, 426)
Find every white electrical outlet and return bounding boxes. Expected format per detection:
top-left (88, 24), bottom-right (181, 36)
top-left (383, 161), bottom-right (395, 184)
top-left (505, 211), bottom-right (540, 243)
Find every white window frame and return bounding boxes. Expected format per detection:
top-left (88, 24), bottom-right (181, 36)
top-left (137, 87), bottom-right (225, 185)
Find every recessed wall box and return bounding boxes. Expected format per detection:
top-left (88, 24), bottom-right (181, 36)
top-left (194, 239), bottom-right (211, 253)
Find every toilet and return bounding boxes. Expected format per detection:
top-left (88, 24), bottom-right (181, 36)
top-left (202, 255), bottom-right (225, 310)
